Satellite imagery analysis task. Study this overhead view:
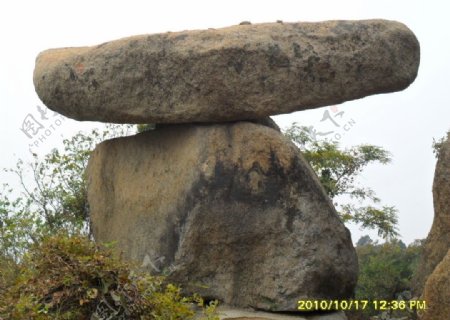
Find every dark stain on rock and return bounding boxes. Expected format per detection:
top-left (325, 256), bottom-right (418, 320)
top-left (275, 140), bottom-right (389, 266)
top-left (292, 42), bottom-right (302, 58)
top-left (303, 55), bottom-right (322, 82)
top-left (90, 79), bottom-right (99, 90)
top-left (53, 85), bottom-right (63, 103)
top-left (170, 142), bottom-right (328, 243)
top-left (232, 60), bottom-right (244, 74)
top-left (308, 266), bottom-right (356, 299)
top-left (267, 44), bottom-right (290, 68)
top-left (222, 48), bottom-right (252, 75)
top-left (69, 69), bottom-right (77, 81)
top-left (166, 142), bottom-right (349, 303)
top-left (174, 34), bottom-right (188, 41)
top-left (285, 206), bottom-right (299, 233)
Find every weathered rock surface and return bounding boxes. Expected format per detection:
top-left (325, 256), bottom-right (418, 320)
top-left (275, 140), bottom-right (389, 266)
top-left (86, 121), bottom-right (358, 311)
top-left (34, 20), bottom-right (420, 124)
top-left (413, 133), bottom-right (450, 295)
top-left (419, 249), bottom-right (450, 320)
top-left (215, 306), bottom-right (348, 320)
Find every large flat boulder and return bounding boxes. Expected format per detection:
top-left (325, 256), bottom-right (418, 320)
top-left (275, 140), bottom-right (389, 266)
top-left (86, 121), bottom-right (358, 311)
top-left (34, 20), bottom-right (419, 124)
top-left (413, 133), bottom-right (450, 295)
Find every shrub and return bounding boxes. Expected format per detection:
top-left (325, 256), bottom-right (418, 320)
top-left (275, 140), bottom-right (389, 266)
top-left (0, 234), bottom-right (218, 320)
top-left (352, 238), bottom-right (423, 318)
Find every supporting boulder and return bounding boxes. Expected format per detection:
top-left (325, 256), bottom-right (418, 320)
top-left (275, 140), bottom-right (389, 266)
top-left (86, 121), bottom-right (358, 311)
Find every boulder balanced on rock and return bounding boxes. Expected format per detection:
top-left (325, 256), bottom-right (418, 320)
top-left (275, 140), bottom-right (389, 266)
top-left (33, 19), bottom-right (420, 313)
top-left (34, 19), bottom-right (419, 124)
top-left (86, 121), bottom-right (358, 311)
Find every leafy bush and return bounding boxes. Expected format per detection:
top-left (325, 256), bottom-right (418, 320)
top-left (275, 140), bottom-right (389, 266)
top-left (0, 124), bottom-right (137, 265)
top-left (352, 238), bottom-right (423, 317)
top-left (0, 234), bottom-right (218, 320)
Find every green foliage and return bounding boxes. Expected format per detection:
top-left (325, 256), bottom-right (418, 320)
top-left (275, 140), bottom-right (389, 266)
top-left (0, 185), bottom-right (36, 261)
top-left (0, 254), bottom-right (18, 295)
top-left (137, 124), bottom-right (156, 133)
top-left (354, 236), bottom-right (423, 316)
top-left (1, 124), bottom-right (219, 319)
top-left (0, 124), bottom-right (135, 262)
top-left (284, 124), bottom-right (398, 239)
top-left (432, 130), bottom-right (449, 159)
top-left (340, 205), bottom-right (398, 240)
top-left (0, 234), bottom-right (218, 320)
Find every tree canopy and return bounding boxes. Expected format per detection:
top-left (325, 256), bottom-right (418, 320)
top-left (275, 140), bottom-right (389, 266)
top-left (284, 123), bottom-right (399, 239)
top-left (353, 235), bottom-right (424, 317)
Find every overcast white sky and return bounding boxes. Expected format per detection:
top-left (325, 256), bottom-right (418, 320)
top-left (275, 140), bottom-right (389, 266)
top-left (1, 0), bottom-right (449, 244)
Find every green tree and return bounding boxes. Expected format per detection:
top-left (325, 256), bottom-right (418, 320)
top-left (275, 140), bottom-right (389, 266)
top-left (0, 185), bottom-right (36, 261)
top-left (354, 236), bottom-right (424, 316)
top-left (284, 124), bottom-right (399, 239)
top-left (0, 124), bottom-right (135, 262)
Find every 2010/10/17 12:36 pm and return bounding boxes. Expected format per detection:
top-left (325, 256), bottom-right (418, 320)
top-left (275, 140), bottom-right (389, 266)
top-left (297, 299), bottom-right (427, 311)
